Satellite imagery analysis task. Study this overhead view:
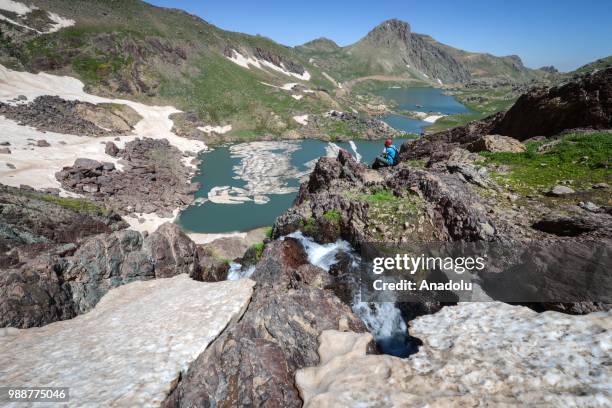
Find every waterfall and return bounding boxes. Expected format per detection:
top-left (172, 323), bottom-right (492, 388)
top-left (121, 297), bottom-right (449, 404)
top-left (227, 262), bottom-right (256, 281)
top-left (349, 140), bottom-right (362, 162)
top-left (286, 231), bottom-right (413, 357)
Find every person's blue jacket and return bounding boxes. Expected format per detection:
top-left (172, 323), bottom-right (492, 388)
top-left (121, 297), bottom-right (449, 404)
top-left (384, 145), bottom-right (398, 165)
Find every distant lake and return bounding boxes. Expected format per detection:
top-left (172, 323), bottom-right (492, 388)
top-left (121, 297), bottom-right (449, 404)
top-left (178, 138), bottom-right (411, 233)
top-left (375, 86), bottom-right (470, 133)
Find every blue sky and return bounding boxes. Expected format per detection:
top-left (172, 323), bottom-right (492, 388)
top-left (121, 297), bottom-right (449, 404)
top-left (146, 0), bottom-right (612, 71)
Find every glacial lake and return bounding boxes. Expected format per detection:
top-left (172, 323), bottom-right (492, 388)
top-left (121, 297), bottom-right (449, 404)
top-left (375, 86), bottom-right (471, 133)
top-left (178, 87), bottom-right (468, 233)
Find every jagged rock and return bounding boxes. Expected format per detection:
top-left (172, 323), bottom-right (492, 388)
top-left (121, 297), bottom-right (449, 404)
top-left (105, 141), bottom-right (120, 157)
top-left (57, 138), bottom-right (193, 217)
top-left (400, 68), bottom-right (612, 159)
top-left (466, 134), bottom-right (525, 153)
top-left (36, 139), bottom-right (50, 147)
top-left (296, 303), bottom-right (612, 407)
top-left (0, 148), bottom-right (11, 154)
top-left (493, 68), bottom-right (612, 139)
top-left (548, 185), bottom-right (575, 196)
top-left (163, 239), bottom-right (366, 408)
top-left (0, 186), bottom-right (204, 328)
top-left (142, 223), bottom-right (200, 278)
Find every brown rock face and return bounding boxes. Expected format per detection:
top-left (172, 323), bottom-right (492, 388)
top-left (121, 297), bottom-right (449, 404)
top-left (400, 68), bottom-right (612, 160)
top-left (0, 186), bottom-right (202, 328)
top-left (492, 68), bottom-right (612, 139)
top-left (142, 223), bottom-right (200, 278)
top-left (56, 138), bottom-right (194, 217)
top-left (163, 239), bottom-right (366, 408)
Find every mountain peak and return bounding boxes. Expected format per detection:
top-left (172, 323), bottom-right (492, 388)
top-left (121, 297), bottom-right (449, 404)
top-left (299, 37), bottom-right (340, 52)
top-left (365, 19), bottom-right (411, 43)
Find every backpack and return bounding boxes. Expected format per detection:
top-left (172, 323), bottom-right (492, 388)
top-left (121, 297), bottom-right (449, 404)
top-left (387, 145), bottom-right (399, 165)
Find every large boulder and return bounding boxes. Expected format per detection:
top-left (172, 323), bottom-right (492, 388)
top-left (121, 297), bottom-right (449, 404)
top-left (466, 134), bottom-right (526, 153)
top-left (143, 222), bottom-right (200, 278)
top-left (492, 68), bottom-right (612, 139)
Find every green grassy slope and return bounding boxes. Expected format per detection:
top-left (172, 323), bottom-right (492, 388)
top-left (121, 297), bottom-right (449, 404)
top-left (0, 0), bottom-right (337, 139)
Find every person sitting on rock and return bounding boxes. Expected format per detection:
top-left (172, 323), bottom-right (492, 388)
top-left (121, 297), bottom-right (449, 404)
top-left (372, 138), bottom-right (399, 169)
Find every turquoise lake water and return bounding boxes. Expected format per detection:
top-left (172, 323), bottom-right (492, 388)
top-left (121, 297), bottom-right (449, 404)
top-left (178, 87), bottom-right (468, 233)
top-left (376, 86), bottom-right (470, 134)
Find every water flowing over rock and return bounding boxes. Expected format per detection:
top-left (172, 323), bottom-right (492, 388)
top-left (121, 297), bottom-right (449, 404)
top-left (296, 303), bottom-right (612, 407)
top-left (163, 239), bottom-right (366, 407)
top-left (0, 275), bottom-right (254, 407)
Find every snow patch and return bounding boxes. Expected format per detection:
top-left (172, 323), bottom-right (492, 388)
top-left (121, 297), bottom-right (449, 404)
top-left (124, 209), bottom-right (179, 234)
top-left (423, 114), bottom-right (445, 123)
top-left (46, 12), bottom-right (75, 33)
top-left (0, 275), bottom-right (254, 407)
top-left (198, 124), bottom-right (232, 134)
top-left (0, 1), bottom-right (74, 33)
top-left (0, 64), bottom-right (206, 190)
top-left (297, 304), bottom-right (612, 406)
top-left (437, 78), bottom-right (443, 85)
top-left (293, 114), bottom-right (309, 125)
top-left (226, 49), bottom-right (310, 80)
top-left (0, 0), bottom-right (33, 15)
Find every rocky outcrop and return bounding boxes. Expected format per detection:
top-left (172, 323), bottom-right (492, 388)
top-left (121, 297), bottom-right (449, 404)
top-left (296, 303), bottom-right (612, 407)
top-left (0, 184), bottom-right (125, 257)
top-left (492, 67), bottom-right (612, 139)
top-left (303, 109), bottom-right (404, 140)
top-left (163, 238), bottom-right (366, 407)
top-left (1, 217), bottom-right (203, 328)
top-left (56, 138), bottom-right (197, 217)
top-left (254, 47), bottom-right (306, 75)
top-left (274, 150), bottom-right (495, 247)
top-left (401, 68), bottom-right (612, 159)
top-left (142, 222), bottom-right (200, 278)
top-left (0, 96), bottom-right (141, 136)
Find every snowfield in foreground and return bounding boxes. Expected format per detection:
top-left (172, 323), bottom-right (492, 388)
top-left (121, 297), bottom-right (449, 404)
top-left (0, 275), bottom-right (254, 407)
top-left (297, 302), bottom-right (612, 407)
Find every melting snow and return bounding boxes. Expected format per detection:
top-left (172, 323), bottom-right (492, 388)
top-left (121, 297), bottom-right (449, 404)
top-left (0, 64), bottom-right (206, 190)
top-left (293, 114), bottom-right (309, 125)
top-left (0, 275), bottom-right (254, 407)
top-left (297, 304), bottom-right (612, 407)
top-left (198, 124), bottom-right (232, 134)
top-left (0, 1), bottom-right (74, 33)
top-left (226, 49), bottom-right (311, 81)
